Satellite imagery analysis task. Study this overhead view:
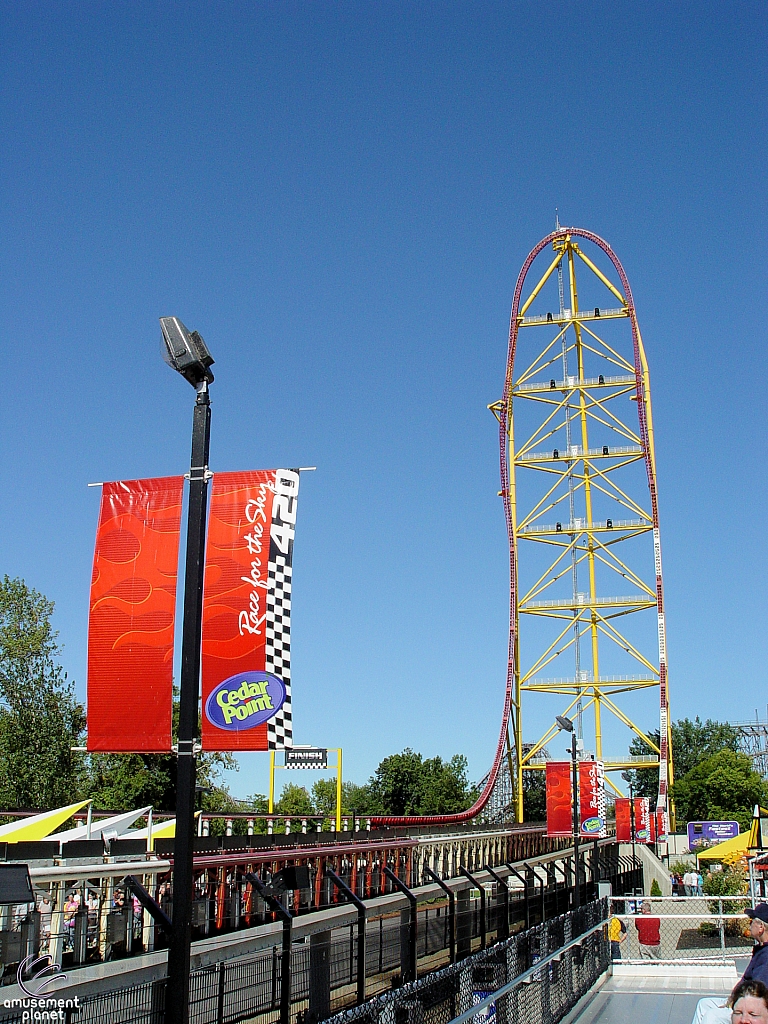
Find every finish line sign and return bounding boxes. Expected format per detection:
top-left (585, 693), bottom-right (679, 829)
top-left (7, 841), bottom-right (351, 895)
top-left (285, 748), bottom-right (327, 769)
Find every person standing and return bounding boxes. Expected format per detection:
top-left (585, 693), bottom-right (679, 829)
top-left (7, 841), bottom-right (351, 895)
top-left (635, 901), bottom-right (662, 959)
top-left (609, 915), bottom-right (627, 959)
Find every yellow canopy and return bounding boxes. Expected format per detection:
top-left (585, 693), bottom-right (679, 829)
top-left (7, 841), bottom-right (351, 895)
top-left (0, 800), bottom-right (92, 842)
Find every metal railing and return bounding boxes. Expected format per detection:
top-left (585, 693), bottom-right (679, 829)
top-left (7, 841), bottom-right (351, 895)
top-left (0, 851), bottom-right (639, 1023)
top-left (320, 899), bottom-right (610, 1024)
top-left (516, 445), bottom-right (643, 463)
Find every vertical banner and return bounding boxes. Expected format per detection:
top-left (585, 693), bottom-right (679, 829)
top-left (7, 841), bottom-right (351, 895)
top-left (615, 798), bottom-right (632, 842)
top-left (635, 798), bottom-right (651, 843)
top-left (656, 808), bottom-right (668, 841)
top-left (579, 761), bottom-right (606, 837)
top-left (87, 477), bottom-right (183, 752)
top-left (615, 797), bottom-right (652, 842)
top-left (546, 762), bottom-right (573, 837)
top-left (201, 469), bottom-right (299, 751)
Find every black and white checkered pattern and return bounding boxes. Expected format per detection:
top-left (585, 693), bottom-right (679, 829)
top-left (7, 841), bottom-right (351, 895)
top-left (266, 553), bottom-right (292, 748)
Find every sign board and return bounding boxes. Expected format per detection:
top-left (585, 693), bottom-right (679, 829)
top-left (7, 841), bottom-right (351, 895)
top-left (285, 748), bottom-right (327, 769)
top-left (0, 864), bottom-right (34, 905)
top-left (687, 821), bottom-right (740, 850)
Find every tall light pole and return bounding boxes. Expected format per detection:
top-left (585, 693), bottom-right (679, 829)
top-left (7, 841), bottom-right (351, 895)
top-left (622, 772), bottom-right (638, 888)
top-left (160, 317), bottom-right (214, 1024)
top-left (556, 715), bottom-right (580, 910)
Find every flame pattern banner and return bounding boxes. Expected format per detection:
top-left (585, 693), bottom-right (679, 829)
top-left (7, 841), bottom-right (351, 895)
top-left (87, 478), bottom-right (183, 752)
top-left (546, 762), bottom-right (573, 837)
top-left (201, 469), bottom-right (299, 751)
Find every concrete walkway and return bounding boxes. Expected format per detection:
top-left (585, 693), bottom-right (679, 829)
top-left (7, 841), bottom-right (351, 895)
top-left (567, 963), bottom-right (740, 1024)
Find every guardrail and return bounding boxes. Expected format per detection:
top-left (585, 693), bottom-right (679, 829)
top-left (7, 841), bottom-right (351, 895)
top-left (321, 898), bottom-right (610, 1024)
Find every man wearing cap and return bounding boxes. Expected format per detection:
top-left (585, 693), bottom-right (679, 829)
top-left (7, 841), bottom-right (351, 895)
top-left (690, 903), bottom-right (768, 1023)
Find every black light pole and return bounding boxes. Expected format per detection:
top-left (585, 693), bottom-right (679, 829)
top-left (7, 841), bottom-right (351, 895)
top-left (623, 774), bottom-right (638, 888)
top-left (160, 317), bottom-right (214, 1024)
top-left (556, 715), bottom-right (580, 910)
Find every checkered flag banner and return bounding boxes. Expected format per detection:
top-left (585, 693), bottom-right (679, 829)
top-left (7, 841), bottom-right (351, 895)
top-left (201, 469), bottom-right (301, 752)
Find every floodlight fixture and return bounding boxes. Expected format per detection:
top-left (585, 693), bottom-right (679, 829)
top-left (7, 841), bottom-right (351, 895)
top-left (555, 714), bottom-right (574, 733)
top-left (160, 316), bottom-right (214, 387)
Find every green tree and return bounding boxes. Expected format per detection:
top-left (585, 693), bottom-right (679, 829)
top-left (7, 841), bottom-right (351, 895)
top-left (671, 749), bottom-right (766, 831)
top-left (367, 749), bottom-right (477, 816)
top-left (625, 718), bottom-right (743, 801)
top-left (275, 783), bottom-right (313, 817)
top-left (0, 577), bottom-right (86, 809)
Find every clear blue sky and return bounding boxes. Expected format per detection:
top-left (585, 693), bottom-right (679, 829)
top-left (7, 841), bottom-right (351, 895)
top-left (1, 2), bottom-right (765, 801)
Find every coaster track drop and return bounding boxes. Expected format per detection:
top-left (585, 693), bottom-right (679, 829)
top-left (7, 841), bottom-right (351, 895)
top-left (373, 227), bottom-right (673, 828)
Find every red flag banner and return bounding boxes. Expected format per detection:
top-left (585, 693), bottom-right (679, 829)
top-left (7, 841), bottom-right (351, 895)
top-left (201, 470), bottom-right (299, 751)
top-left (579, 761), bottom-right (606, 838)
top-left (615, 797), bottom-right (652, 843)
top-left (87, 477), bottom-right (183, 752)
top-left (615, 798), bottom-right (632, 842)
top-left (546, 762), bottom-right (573, 837)
top-left (635, 798), bottom-right (651, 843)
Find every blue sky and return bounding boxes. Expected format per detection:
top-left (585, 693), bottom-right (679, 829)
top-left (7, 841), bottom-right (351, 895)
top-left (1, 2), bottom-right (766, 801)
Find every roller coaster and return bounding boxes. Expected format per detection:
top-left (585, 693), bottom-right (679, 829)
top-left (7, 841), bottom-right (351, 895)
top-left (0, 228), bottom-right (670, 1023)
top-left (374, 226), bottom-right (672, 829)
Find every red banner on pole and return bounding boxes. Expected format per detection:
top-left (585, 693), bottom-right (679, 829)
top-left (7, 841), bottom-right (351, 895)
top-left (615, 797), bottom-right (652, 843)
top-left (615, 798), bottom-right (631, 841)
top-left (201, 470), bottom-right (299, 751)
top-left (635, 797), bottom-right (651, 843)
top-left (579, 761), bottom-right (606, 838)
top-left (87, 477), bottom-right (183, 752)
top-left (546, 762), bottom-right (573, 837)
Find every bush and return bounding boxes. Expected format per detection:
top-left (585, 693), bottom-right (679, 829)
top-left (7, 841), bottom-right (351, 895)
top-left (650, 879), bottom-right (662, 896)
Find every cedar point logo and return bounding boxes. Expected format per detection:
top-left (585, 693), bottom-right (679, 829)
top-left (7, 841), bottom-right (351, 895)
top-left (1, 955), bottom-right (79, 1022)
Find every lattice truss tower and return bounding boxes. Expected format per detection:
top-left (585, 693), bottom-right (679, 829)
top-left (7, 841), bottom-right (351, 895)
top-left (489, 228), bottom-right (673, 824)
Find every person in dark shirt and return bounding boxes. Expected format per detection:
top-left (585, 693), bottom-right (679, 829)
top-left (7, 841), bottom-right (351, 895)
top-left (691, 904), bottom-right (768, 1023)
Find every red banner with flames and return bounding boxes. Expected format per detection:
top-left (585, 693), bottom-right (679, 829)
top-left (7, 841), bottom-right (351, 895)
top-left (615, 797), bottom-right (652, 843)
top-left (579, 761), bottom-right (606, 838)
top-left (201, 470), bottom-right (299, 751)
top-left (87, 478), bottom-right (183, 752)
top-left (546, 762), bottom-right (573, 837)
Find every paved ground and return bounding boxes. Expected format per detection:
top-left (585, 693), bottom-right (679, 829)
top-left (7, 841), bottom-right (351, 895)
top-left (568, 963), bottom-right (743, 1024)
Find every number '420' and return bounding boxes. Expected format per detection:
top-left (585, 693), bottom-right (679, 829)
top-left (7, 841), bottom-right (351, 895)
top-left (270, 470), bottom-right (299, 554)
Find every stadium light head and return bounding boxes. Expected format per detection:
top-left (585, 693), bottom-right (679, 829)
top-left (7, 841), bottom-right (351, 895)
top-left (160, 316), bottom-right (214, 387)
top-left (555, 714), bottom-right (574, 733)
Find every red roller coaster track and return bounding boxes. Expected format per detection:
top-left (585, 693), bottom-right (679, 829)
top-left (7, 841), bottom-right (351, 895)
top-left (372, 227), bottom-right (669, 828)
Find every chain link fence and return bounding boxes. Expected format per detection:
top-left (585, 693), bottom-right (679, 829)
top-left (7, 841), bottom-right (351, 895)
top-left (608, 895), bottom-right (753, 963)
top-left (318, 899), bottom-right (609, 1024)
top-left (0, 849), bottom-right (637, 1024)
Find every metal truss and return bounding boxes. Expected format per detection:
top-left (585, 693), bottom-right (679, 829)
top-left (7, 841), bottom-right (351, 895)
top-left (491, 227), bottom-right (673, 826)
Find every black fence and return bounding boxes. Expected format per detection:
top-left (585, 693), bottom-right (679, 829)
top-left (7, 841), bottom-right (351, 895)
top-left (319, 899), bottom-right (610, 1024)
top-left (0, 850), bottom-right (635, 1024)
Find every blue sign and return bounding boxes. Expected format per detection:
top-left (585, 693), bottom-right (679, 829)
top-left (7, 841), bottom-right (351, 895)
top-left (205, 671), bottom-right (286, 732)
top-left (687, 820), bottom-right (740, 850)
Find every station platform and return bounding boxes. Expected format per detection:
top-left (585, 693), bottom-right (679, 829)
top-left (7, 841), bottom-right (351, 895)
top-left (566, 961), bottom-right (744, 1024)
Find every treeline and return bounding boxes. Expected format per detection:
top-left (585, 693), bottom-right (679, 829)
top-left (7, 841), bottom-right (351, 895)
top-left (0, 577), bottom-right (476, 819)
top-left (624, 719), bottom-right (766, 832)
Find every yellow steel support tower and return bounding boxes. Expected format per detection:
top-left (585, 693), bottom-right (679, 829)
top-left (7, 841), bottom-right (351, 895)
top-left (490, 227), bottom-right (673, 826)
